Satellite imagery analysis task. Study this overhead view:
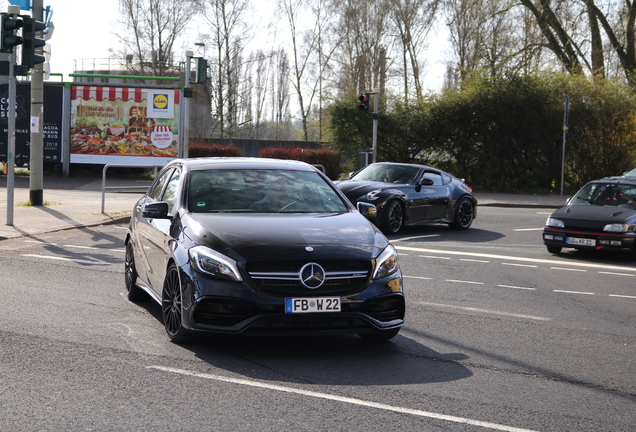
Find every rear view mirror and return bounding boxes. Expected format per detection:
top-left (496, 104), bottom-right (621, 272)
top-left (421, 178), bottom-right (435, 186)
top-left (142, 202), bottom-right (171, 219)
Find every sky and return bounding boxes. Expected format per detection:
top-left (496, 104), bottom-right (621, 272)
top-left (46, 0), bottom-right (121, 79)
top-left (4, 0), bottom-right (448, 89)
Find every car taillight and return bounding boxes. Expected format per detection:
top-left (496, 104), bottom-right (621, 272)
top-left (464, 183), bottom-right (472, 193)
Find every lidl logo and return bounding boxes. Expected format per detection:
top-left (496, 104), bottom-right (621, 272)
top-left (153, 94), bottom-right (169, 110)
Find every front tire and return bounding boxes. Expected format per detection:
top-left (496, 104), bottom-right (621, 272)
top-left (450, 197), bottom-right (475, 230)
top-left (380, 199), bottom-right (404, 234)
top-left (124, 241), bottom-right (144, 301)
top-left (162, 263), bottom-right (191, 344)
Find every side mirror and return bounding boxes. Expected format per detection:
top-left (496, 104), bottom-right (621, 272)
top-left (421, 178), bottom-right (435, 186)
top-left (142, 201), bottom-right (171, 219)
top-left (357, 202), bottom-right (377, 219)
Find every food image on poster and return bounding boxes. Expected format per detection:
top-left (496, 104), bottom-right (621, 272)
top-left (70, 86), bottom-right (180, 164)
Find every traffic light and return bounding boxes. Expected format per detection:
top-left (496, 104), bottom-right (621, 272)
top-left (194, 57), bottom-right (208, 84)
top-left (0, 13), bottom-right (23, 53)
top-left (20, 15), bottom-right (46, 68)
top-left (358, 93), bottom-right (370, 111)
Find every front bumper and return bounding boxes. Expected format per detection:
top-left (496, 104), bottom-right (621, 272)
top-left (179, 266), bottom-right (405, 336)
top-left (543, 227), bottom-right (636, 252)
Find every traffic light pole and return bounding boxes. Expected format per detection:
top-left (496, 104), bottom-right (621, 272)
top-left (6, 48), bottom-right (16, 225)
top-left (29, 0), bottom-right (44, 206)
top-left (372, 90), bottom-right (378, 163)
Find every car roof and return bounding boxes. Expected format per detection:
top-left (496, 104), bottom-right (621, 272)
top-left (593, 176), bottom-right (636, 185)
top-left (165, 157), bottom-right (317, 172)
top-left (371, 162), bottom-right (433, 170)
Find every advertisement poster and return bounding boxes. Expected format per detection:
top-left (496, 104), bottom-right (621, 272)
top-left (70, 86), bottom-right (180, 165)
top-left (0, 84), bottom-right (63, 166)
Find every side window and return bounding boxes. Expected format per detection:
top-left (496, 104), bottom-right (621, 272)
top-left (422, 172), bottom-right (443, 186)
top-left (148, 168), bottom-right (174, 201)
top-left (162, 169), bottom-right (181, 213)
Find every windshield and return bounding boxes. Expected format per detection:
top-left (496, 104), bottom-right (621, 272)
top-left (189, 169), bottom-right (348, 213)
top-left (570, 182), bottom-right (636, 209)
top-left (352, 164), bottom-right (420, 184)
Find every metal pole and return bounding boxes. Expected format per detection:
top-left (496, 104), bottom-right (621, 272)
top-left (29, 0), bottom-right (44, 206)
top-left (6, 48), bottom-right (16, 226)
top-left (561, 96), bottom-right (569, 196)
top-left (372, 90), bottom-right (379, 163)
top-left (182, 52), bottom-right (193, 159)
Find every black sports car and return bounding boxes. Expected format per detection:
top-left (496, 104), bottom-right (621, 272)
top-left (543, 176), bottom-right (636, 254)
top-left (335, 162), bottom-right (477, 234)
top-left (125, 158), bottom-right (404, 343)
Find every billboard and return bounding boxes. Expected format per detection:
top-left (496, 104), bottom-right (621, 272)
top-left (70, 86), bottom-right (180, 165)
top-left (0, 84), bottom-right (63, 166)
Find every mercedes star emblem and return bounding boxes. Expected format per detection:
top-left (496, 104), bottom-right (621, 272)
top-left (299, 262), bottom-right (325, 289)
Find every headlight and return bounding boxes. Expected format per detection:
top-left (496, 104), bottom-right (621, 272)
top-left (189, 246), bottom-right (243, 281)
top-left (366, 189), bottom-right (382, 200)
top-left (372, 245), bottom-right (399, 280)
top-left (603, 223), bottom-right (634, 233)
top-left (546, 217), bottom-right (564, 228)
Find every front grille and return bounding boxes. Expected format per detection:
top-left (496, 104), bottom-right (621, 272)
top-left (562, 218), bottom-right (607, 231)
top-left (192, 294), bottom-right (404, 330)
top-left (246, 259), bottom-right (371, 296)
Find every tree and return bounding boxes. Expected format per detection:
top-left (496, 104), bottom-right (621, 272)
top-left (389, 0), bottom-right (439, 104)
top-left (517, 0), bottom-right (636, 86)
top-left (198, 0), bottom-right (253, 138)
top-left (116, 0), bottom-right (196, 77)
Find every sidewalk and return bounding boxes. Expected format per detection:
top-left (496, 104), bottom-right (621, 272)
top-left (0, 174), bottom-right (568, 240)
top-left (0, 175), bottom-right (151, 240)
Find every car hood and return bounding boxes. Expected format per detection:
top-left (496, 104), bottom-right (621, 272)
top-left (182, 211), bottom-right (388, 261)
top-left (550, 205), bottom-right (636, 226)
top-left (335, 180), bottom-right (399, 198)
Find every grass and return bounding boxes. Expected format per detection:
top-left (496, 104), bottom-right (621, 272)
top-left (17, 201), bottom-right (56, 207)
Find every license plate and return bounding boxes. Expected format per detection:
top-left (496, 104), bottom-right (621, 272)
top-left (285, 297), bottom-right (341, 313)
top-left (567, 237), bottom-right (596, 246)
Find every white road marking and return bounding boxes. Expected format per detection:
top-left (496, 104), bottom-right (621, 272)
top-left (609, 294), bottom-right (636, 299)
top-left (513, 228), bottom-right (544, 231)
top-left (63, 244), bottom-right (125, 252)
top-left (553, 290), bottom-right (594, 295)
top-left (502, 263), bottom-right (537, 268)
top-left (24, 240), bottom-right (123, 252)
top-left (497, 285), bottom-right (536, 291)
top-left (393, 234), bottom-right (441, 242)
top-left (419, 255), bottom-right (451, 260)
top-left (417, 302), bottom-right (551, 321)
top-left (461, 259), bottom-right (490, 263)
top-left (148, 365), bottom-right (539, 432)
top-left (394, 245), bottom-right (636, 272)
top-left (598, 271), bottom-right (635, 277)
top-left (20, 254), bottom-right (110, 265)
top-left (551, 267), bottom-right (587, 272)
top-left (403, 275), bottom-right (434, 280)
top-left (445, 279), bottom-right (484, 285)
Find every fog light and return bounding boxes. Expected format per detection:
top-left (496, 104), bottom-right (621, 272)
top-left (599, 239), bottom-right (610, 245)
top-left (544, 234), bottom-right (554, 240)
top-left (554, 235), bottom-right (564, 241)
top-left (611, 240), bottom-right (622, 246)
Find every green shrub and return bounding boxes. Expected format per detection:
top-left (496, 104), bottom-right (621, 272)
top-left (188, 141), bottom-right (243, 158)
top-left (259, 147), bottom-right (342, 179)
